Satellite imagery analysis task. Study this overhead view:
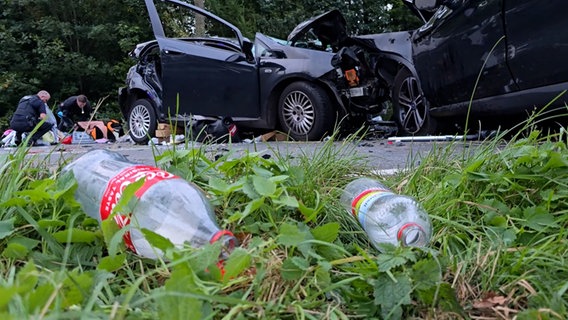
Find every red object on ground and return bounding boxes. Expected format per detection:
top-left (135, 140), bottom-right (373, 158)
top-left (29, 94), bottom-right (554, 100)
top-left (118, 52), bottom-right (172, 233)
top-left (61, 135), bottom-right (72, 144)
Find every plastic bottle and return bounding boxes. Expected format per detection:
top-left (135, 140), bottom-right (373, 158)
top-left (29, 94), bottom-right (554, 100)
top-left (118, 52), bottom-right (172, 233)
top-left (340, 177), bottom-right (432, 252)
top-left (62, 149), bottom-right (236, 259)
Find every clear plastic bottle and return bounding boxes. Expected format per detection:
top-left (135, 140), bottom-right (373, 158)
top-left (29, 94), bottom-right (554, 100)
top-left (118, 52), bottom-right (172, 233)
top-left (62, 149), bottom-right (235, 259)
top-left (340, 177), bottom-right (432, 252)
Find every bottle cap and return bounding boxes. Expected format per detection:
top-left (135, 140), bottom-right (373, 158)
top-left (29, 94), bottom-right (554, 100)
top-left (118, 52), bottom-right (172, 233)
top-left (210, 230), bottom-right (237, 255)
top-left (210, 230), bottom-right (236, 245)
top-left (397, 223), bottom-right (427, 247)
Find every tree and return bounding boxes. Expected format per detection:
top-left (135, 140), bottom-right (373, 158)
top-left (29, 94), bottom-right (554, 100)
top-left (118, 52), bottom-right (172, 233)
top-left (0, 0), bottom-right (151, 127)
top-left (204, 0), bottom-right (423, 40)
top-left (385, 1), bottom-right (423, 32)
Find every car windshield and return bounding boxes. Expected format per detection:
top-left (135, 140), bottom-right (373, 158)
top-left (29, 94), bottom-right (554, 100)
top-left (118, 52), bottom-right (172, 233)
top-left (155, 1), bottom-right (238, 42)
top-left (292, 29), bottom-right (328, 51)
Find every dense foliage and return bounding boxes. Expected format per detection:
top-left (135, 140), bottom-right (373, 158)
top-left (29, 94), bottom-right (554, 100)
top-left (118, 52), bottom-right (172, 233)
top-left (206, 0), bottom-right (421, 40)
top-left (0, 124), bottom-right (567, 318)
top-left (0, 0), bottom-right (421, 130)
top-left (0, 0), bottom-right (153, 126)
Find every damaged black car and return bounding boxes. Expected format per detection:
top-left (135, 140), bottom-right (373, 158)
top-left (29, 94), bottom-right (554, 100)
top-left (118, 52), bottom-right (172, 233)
top-left (119, 0), bottom-right (568, 144)
top-left (119, 0), bottom-right (401, 143)
top-left (393, 0), bottom-right (568, 135)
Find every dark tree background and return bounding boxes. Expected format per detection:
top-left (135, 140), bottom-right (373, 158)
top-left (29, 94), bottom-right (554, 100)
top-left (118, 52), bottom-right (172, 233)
top-left (0, 0), bottom-right (421, 130)
top-left (0, 0), bottom-right (152, 128)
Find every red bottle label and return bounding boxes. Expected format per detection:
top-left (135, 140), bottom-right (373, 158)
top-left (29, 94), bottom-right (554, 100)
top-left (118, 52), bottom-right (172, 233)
top-left (100, 165), bottom-right (180, 252)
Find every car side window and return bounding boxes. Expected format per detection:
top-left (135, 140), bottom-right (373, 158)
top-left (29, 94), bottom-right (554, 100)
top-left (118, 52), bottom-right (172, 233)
top-left (155, 1), bottom-right (240, 53)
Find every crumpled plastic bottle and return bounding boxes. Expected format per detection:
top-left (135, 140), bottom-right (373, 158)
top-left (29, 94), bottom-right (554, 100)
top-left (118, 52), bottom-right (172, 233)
top-left (63, 149), bottom-right (235, 259)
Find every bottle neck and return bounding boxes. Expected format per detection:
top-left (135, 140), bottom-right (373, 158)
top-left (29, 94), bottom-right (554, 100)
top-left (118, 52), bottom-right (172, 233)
top-left (397, 223), bottom-right (427, 247)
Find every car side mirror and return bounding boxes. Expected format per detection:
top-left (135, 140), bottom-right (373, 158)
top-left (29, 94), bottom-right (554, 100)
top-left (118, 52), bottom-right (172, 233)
top-left (242, 39), bottom-right (254, 62)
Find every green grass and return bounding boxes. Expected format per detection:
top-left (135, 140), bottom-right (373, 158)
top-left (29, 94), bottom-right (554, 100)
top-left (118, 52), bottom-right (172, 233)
top-left (0, 120), bottom-right (567, 319)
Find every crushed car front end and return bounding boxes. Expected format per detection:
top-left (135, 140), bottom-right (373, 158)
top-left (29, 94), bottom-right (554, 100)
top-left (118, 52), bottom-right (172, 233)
top-left (284, 9), bottom-right (417, 135)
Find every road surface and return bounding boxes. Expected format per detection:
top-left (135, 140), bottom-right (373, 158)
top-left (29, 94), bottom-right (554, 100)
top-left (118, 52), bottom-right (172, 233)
top-left (1, 137), bottom-right (479, 173)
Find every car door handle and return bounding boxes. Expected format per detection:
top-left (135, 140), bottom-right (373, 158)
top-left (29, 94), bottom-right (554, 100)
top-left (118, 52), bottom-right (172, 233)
top-left (163, 50), bottom-right (184, 55)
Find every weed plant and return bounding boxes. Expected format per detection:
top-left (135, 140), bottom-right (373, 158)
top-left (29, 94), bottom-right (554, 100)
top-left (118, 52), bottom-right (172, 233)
top-left (0, 117), bottom-right (567, 319)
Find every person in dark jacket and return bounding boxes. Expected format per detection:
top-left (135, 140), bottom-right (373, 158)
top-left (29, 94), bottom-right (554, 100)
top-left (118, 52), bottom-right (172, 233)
top-left (57, 94), bottom-right (92, 132)
top-left (9, 90), bottom-right (54, 146)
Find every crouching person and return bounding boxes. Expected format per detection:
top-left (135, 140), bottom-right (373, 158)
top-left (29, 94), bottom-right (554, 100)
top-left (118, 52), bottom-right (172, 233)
top-left (9, 90), bottom-right (54, 146)
top-left (57, 94), bottom-right (91, 132)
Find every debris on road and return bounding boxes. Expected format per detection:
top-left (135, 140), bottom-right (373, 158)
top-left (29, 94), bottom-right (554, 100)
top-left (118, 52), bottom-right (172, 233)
top-left (387, 130), bottom-right (498, 143)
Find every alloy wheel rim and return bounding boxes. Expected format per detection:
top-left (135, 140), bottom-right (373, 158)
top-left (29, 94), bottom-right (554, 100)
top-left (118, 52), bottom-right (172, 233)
top-left (130, 105), bottom-right (151, 139)
top-left (282, 91), bottom-right (315, 135)
top-left (398, 76), bottom-right (427, 134)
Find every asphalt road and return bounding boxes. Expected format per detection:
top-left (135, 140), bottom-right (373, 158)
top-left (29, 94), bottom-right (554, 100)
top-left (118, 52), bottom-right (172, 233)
top-left (1, 137), bottom-right (479, 173)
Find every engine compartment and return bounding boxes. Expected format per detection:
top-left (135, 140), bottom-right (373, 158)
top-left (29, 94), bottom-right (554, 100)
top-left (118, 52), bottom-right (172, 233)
top-left (331, 45), bottom-right (389, 114)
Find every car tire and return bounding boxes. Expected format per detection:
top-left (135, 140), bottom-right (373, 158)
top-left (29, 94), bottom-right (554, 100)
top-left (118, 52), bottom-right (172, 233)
top-left (128, 99), bottom-right (157, 144)
top-left (392, 68), bottom-right (437, 136)
top-left (278, 81), bottom-right (335, 141)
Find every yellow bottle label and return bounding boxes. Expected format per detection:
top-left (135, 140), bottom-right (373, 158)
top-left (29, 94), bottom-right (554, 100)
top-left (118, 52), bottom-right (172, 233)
top-left (351, 188), bottom-right (392, 226)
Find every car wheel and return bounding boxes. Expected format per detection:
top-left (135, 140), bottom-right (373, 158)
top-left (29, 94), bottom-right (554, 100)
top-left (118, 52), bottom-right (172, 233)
top-left (392, 68), bottom-right (436, 136)
top-left (128, 99), bottom-right (157, 144)
top-left (278, 81), bottom-right (335, 141)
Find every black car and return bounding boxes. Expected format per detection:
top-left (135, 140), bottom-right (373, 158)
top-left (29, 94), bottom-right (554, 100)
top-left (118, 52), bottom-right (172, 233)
top-left (118, 0), bottom-right (568, 144)
top-left (118, 0), bottom-right (401, 143)
top-left (390, 0), bottom-right (568, 135)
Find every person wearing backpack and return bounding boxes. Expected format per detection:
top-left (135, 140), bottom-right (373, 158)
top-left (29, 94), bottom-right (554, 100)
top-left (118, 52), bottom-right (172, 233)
top-left (9, 90), bottom-right (54, 146)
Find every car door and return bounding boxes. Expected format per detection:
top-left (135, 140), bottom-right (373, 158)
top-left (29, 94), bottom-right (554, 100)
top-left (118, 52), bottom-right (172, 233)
top-left (145, 0), bottom-right (260, 118)
top-left (158, 38), bottom-right (260, 118)
top-left (504, 0), bottom-right (568, 91)
top-left (412, 0), bottom-right (515, 107)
